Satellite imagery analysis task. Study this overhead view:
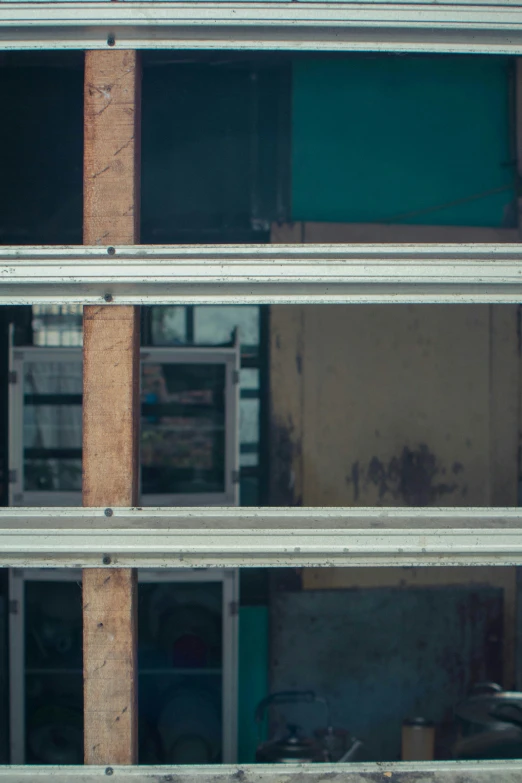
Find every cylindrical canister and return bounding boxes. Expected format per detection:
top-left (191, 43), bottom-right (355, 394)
top-left (401, 718), bottom-right (435, 761)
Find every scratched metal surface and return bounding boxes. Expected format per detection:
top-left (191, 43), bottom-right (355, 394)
top-left (2, 761), bottom-right (522, 781)
top-left (271, 587), bottom-right (503, 761)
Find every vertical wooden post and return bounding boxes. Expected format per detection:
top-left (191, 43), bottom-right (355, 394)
top-left (82, 49), bottom-right (141, 765)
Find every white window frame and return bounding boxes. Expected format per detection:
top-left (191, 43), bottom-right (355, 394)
top-left (8, 567), bottom-right (239, 765)
top-left (9, 344), bottom-right (240, 507)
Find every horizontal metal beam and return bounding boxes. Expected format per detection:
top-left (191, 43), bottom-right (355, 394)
top-left (3, 507), bottom-right (522, 568)
top-left (3, 2), bottom-right (522, 54)
top-left (2, 244), bottom-right (522, 304)
top-left (1, 761), bottom-right (522, 782)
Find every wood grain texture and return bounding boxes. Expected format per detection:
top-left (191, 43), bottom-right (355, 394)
top-left (82, 305), bottom-right (140, 508)
top-left (83, 569), bottom-right (137, 764)
top-left (83, 50), bottom-right (141, 766)
top-left (84, 49), bottom-right (140, 246)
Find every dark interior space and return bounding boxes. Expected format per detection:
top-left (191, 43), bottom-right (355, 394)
top-left (0, 49), bottom-right (519, 767)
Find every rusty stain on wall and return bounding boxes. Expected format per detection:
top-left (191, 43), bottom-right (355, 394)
top-left (269, 418), bottom-right (302, 506)
top-left (346, 445), bottom-right (466, 506)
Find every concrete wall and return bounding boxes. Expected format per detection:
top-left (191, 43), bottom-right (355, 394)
top-left (269, 222), bottom-right (521, 686)
top-left (270, 225), bottom-right (520, 510)
top-left (271, 302), bottom-right (519, 508)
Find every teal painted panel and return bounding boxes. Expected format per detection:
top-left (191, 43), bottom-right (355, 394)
top-left (292, 57), bottom-right (515, 226)
top-left (237, 606), bottom-right (268, 763)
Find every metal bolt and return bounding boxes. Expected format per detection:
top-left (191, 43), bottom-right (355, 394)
top-left (105, 768), bottom-right (114, 777)
top-left (107, 246), bottom-right (116, 256)
top-left (104, 508), bottom-right (113, 518)
top-left (104, 293), bottom-right (113, 303)
top-left (103, 555), bottom-right (112, 566)
top-left (107, 35), bottom-right (116, 47)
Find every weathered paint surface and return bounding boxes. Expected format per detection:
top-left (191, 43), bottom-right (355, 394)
top-left (269, 222), bottom-right (521, 688)
top-left (269, 223), bottom-right (305, 507)
top-left (271, 587), bottom-right (503, 761)
top-left (271, 301), bottom-right (519, 508)
top-left (270, 224), bottom-right (520, 511)
top-left (303, 566), bottom-right (517, 688)
top-left (3, 763), bottom-right (522, 782)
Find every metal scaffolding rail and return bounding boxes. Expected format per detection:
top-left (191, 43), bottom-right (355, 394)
top-left (2, 244), bottom-right (522, 304)
top-left (2, 507), bottom-right (522, 568)
top-left (1, 761), bottom-right (522, 781)
top-left (2, 1), bottom-right (522, 53)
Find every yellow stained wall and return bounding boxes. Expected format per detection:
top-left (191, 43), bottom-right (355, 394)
top-left (269, 222), bottom-right (521, 685)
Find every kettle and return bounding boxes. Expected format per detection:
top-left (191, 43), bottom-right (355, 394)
top-left (256, 721), bottom-right (325, 763)
top-left (255, 690), bottom-right (361, 764)
top-left (453, 682), bottom-right (522, 760)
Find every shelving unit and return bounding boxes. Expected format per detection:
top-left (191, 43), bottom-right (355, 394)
top-left (9, 568), bottom-right (239, 765)
top-left (9, 342), bottom-right (240, 507)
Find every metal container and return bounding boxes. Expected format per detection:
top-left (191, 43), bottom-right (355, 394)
top-left (401, 718), bottom-right (435, 761)
top-left (453, 682), bottom-right (522, 760)
top-left (255, 690), bottom-right (361, 764)
top-left (256, 723), bottom-right (325, 764)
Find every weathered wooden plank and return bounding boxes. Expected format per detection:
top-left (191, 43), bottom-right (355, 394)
top-left (83, 49), bottom-right (141, 766)
top-left (83, 306), bottom-right (140, 507)
top-left (83, 570), bottom-right (137, 764)
top-left (84, 49), bottom-right (140, 247)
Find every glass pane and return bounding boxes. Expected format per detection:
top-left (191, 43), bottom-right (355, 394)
top-left (141, 363), bottom-right (226, 495)
top-left (20, 359), bottom-right (232, 498)
top-left (25, 458), bottom-right (82, 493)
top-left (23, 363), bottom-right (82, 493)
top-left (139, 673), bottom-right (223, 764)
top-left (24, 581), bottom-right (83, 764)
top-left (240, 368), bottom-right (259, 389)
top-left (24, 362), bottom-right (82, 395)
top-left (25, 582), bottom-right (83, 671)
top-left (32, 305), bottom-right (83, 348)
top-left (240, 451), bottom-right (258, 468)
top-left (24, 578), bottom-right (224, 765)
top-left (138, 581), bottom-right (223, 764)
top-left (138, 582), bottom-right (223, 670)
top-left (194, 306), bottom-right (259, 346)
top-left (240, 397), bottom-right (259, 447)
top-left (24, 405), bottom-right (82, 450)
top-left (26, 673), bottom-right (83, 764)
top-left (151, 307), bottom-right (187, 346)
top-left (240, 475), bottom-right (260, 506)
